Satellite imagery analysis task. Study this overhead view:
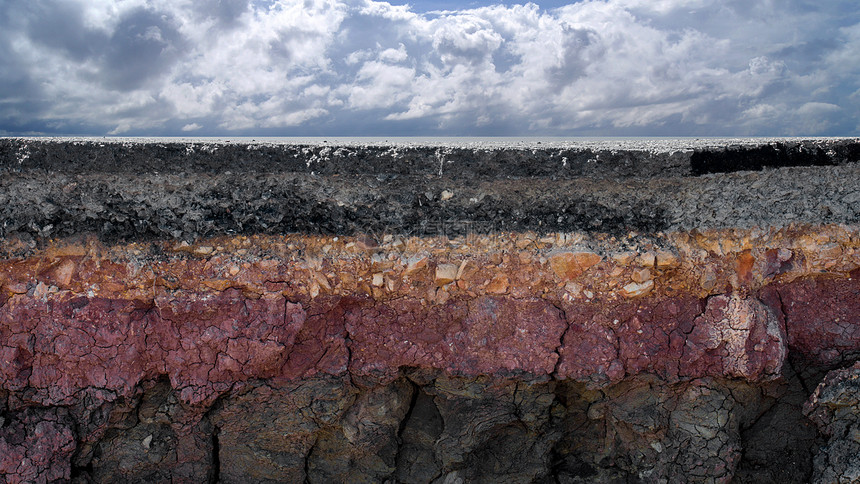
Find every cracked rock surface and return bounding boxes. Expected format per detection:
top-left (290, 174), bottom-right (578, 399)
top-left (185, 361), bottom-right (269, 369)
top-left (1, 138), bottom-right (859, 483)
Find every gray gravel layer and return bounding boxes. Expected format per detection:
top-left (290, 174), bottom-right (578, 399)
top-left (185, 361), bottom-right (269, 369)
top-left (1, 138), bottom-right (858, 245)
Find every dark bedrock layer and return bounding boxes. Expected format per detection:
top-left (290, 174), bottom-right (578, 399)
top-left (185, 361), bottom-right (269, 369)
top-left (3, 372), bottom-right (815, 483)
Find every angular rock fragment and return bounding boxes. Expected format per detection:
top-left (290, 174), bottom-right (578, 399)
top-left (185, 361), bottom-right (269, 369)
top-left (621, 279), bottom-right (654, 297)
top-left (549, 251), bottom-right (602, 280)
top-left (434, 263), bottom-right (459, 286)
top-left (682, 294), bottom-right (786, 381)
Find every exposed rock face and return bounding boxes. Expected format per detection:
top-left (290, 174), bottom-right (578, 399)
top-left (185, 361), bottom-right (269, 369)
top-left (805, 362), bottom-right (860, 483)
top-left (1, 138), bottom-right (859, 482)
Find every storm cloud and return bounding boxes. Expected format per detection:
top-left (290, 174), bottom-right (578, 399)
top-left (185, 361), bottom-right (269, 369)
top-left (1, 0), bottom-right (858, 136)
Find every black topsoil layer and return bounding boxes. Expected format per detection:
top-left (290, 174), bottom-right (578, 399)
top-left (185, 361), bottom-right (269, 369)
top-left (1, 138), bottom-right (859, 246)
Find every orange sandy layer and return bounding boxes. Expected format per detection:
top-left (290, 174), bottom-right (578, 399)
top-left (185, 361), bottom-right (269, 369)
top-left (2, 224), bottom-right (857, 305)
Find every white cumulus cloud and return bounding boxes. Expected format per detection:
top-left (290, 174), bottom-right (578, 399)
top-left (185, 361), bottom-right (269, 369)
top-left (0, 0), bottom-right (858, 135)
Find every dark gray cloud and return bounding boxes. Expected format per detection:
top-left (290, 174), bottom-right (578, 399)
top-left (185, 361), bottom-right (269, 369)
top-left (0, 0), bottom-right (858, 136)
top-left (193, 0), bottom-right (251, 25)
top-left (102, 8), bottom-right (189, 90)
top-left (548, 26), bottom-right (602, 86)
top-left (22, 1), bottom-right (108, 61)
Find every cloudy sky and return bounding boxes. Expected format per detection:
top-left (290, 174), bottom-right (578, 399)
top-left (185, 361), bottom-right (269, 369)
top-left (1, 0), bottom-right (858, 136)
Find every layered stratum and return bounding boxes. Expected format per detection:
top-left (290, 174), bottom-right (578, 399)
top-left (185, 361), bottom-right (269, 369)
top-left (1, 137), bottom-right (860, 483)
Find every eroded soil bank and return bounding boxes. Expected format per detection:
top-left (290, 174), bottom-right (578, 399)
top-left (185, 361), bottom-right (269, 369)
top-left (1, 138), bottom-right (859, 483)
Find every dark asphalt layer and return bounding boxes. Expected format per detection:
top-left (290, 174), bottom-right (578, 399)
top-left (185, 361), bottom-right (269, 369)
top-left (1, 138), bottom-right (858, 245)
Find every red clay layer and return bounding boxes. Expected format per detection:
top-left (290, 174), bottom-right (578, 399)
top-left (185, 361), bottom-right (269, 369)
top-left (2, 275), bottom-right (857, 410)
top-left (767, 270), bottom-right (860, 367)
